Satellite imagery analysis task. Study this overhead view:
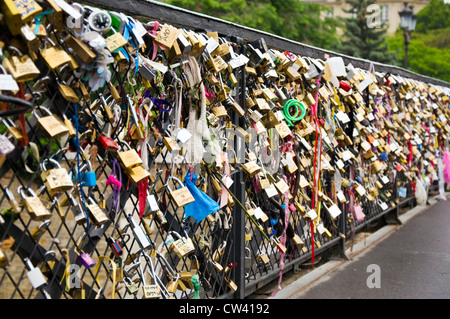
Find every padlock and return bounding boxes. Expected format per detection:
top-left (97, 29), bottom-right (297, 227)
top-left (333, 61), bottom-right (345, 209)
top-left (324, 201), bottom-right (342, 219)
top-left (79, 160), bottom-right (97, 188)
top-left (30, 219), bottom-right (51, 241)
top-left (107, 237), bottom-right (123, 258)
top-left (97, 135), bottom-right (120, 152)
top-left (292, 234), bottom-right (305, 247)
top-left (117, 142), bottom-right (143, 170)
top-left (270, 237), bottom-right (287, 254)
top-left (0, 248), bottom-right (9, 268)
top-left (242, 161), bottom-right (261, 177)
top-left (40, 158), bottom-right (73, 193)
top-left (86, 197), bottom-right (109, 226)
top-left (124, 276), bottom-right (140, 294)
top-left (169, 230), bottom-right (195, 258)
top-left (75, 233), bottom-right (96, 268)
top-left (166, 176), bottom-right (195, 209)
top-left (40, 39), bottom-right (72, 70)
top-left (24, 258), bottom-right (48, 292)
top-left (138, 252), bottom-right (161, 299)
top-left (248, 202), bottom-right (269, 223)
top-left (1, 0), bottom-right (42, 35)
top-left (57, 81), bottom-right (79, 103)
top-left (257, 252), bottom-right (270, 265)
top-left (0, 64), bottom-right (19, 92)
top-left (18, 186), bottom-right (52, 221)
top-left (126, 214), bottom-right (152, 250)
top-left (4, 186), bottom-right (21, 213)
top-left (2, 47), bottom-right (40, 82)
top-left (67, 192), bottom-right (87, 225)
top-left (224, 277), bottom-right (238, 292)
top-left (34, 106), bottom-right (69, 139)
top-left (77, 251), bottom-right (97, 268)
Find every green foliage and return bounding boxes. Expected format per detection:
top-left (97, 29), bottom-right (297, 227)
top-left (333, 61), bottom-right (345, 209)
top-left (160, 0), bottom-right (342, 51)
top-left (338, 0), bottom-right (396, 64)
top-left (387, 28), bottom-right (450, 82)
top-left (415, 0), bottom-right (450, 33)
top-left (386, 0), bottom-right (450, 83)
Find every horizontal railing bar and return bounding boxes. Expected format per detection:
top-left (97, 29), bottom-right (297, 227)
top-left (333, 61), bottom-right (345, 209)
top-left (81, 0), bottom-right (450, 87)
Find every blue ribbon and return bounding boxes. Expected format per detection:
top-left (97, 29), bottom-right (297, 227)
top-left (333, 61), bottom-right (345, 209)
top-left (34, 10), bottom-right (54, 35)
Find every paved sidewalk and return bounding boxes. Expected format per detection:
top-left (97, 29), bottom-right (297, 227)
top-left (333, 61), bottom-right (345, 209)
top-left (269, 195), bottom-right (450, 299)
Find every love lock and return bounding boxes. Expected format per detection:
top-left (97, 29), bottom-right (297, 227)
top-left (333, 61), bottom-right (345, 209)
top-left (40, 158), bottom-right (74, 194)
top-left (18, 186), bottom-right (52, 221)
top-left (168, 230), bottom-right (195, 258)
top-left (137, 252), bottom-right (161, 299)
top-left (165, 175), bottom-right (195, 209)
top-left (79, 158), bottom-right (97, 188)
top-left (33, 105), bottom-right (69, 139)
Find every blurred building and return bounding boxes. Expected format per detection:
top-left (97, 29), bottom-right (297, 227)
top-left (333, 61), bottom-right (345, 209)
top-left (304, 0), bottom-right (429, 34)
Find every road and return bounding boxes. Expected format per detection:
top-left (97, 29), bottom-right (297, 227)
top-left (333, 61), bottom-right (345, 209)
top-left (270, 197), bottom-right (450, 299)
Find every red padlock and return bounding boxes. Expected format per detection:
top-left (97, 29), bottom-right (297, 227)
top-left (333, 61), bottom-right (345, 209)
top-left (107, 237), bottom-right (123, 258)
top-left (97, 135), bottom-right (119, 152)
top-left (339, 81), bottom-right (351, 92)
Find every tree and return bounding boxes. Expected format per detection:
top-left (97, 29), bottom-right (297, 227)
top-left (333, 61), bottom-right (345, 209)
top-left (415, 0), bottom-right (450, 33)
top-left (161, 0), bottom-right (341, 51)
top-left (386, 0), bottom-right (450, 82)
top-left (387, 27), bottom-right (450, 82)
top-left (338, 0), bottom-right (396, 64)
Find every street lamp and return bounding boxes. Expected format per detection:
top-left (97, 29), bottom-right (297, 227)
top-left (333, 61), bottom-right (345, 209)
top-left (398, 2), bottom-right (417, 68)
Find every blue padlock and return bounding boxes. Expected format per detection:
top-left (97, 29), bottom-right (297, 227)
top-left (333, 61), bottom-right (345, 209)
top-left (79, 160), bottom-right (97, 187)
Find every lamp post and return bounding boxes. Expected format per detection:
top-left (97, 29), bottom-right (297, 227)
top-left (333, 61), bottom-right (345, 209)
top-left (398, 2), bottom-right (417, 69)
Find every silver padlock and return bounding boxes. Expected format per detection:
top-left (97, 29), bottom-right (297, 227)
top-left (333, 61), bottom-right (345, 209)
top-left (126, 214), bottom-right (151, 250)
top-left (24, 258), bottom-right (51, 298)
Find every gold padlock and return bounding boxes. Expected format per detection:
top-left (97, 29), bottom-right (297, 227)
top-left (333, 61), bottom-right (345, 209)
top-left (126, 164), bottom-right (150, 184)
top-left (169, 231), bottom-right (195, 258)
top-left (40, 40), bottom-right (72, 70)
top-left (86, 197), bottom-right (109, 226)
top-left (18, 186), bottom-right (52, 221)
top-left (1, 0), bottom-right (42, 35)
top-left (34, 106), bottom-right (69, 139)
top-left (40, 158), bottom-right (73, 193)
top-left (117, 143), bottom-right (143, 170)
top-left (57, 81), bottom-right (79, 103)
top-left (2, 47), bottom-right (40, 82)
top-left (162, 135), bottom-right (180, 153)
top-left (166, 176), bottom-right (195, 209)
top-left (2, 118), bottom-right (24, 141)
top-left (242, 161), bottom-right (261, 177)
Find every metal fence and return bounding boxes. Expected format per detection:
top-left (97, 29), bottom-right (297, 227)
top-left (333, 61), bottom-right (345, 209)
top-left (0, 0), bottom-right (448, 300)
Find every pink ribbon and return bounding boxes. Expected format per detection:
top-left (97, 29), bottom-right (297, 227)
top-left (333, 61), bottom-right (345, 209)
top-left (147, 21), bottom-right (164, 61)
top-left (220, 152), bottom-right (230, 208)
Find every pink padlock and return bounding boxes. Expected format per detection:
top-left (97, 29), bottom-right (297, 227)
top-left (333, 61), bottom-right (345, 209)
top-left (77, 251), bottom-right (96, 268)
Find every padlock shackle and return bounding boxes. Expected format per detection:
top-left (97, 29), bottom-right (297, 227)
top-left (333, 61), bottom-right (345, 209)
top-left (168, 230), bottom-right (183, 241)
top-left (142, 251), bottom-right (171, 298)
top-left (164, 175), bottom-right (185, 193)
top-left (8, 46), bottom-right (23, 57)
top-left (17, 186), bottom-right (37, 199)
top-left (40, 158), bottom-right (62, 172)
top-left (118, 140), bottom-right (132, 151)
top-left (155, 251), bottom-right (177, 278)
top-left (33, 105), bottom-right (53, 119)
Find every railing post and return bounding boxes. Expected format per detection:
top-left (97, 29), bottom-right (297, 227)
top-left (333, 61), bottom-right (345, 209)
top-left (231, 37), bottom-right (247, 299)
